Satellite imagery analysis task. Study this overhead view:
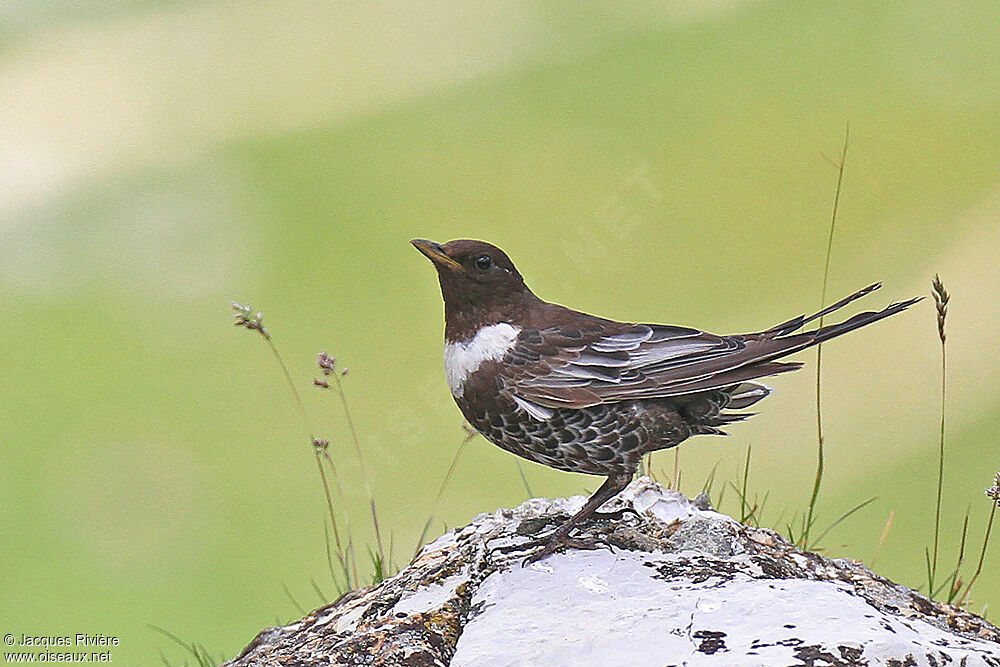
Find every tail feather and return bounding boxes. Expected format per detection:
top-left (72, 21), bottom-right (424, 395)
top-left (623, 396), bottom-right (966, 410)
top-left (726, 381), bottom-right (772, 409)
top-left (807, 295), bottom-right (924, 344)
top-left (661, 360), bottom-right (803, 395)
top-left (655, 289), bottom-right (921, 399)
top-left (760, 282), bottom-right (883, 337)
top-left (730, 295), bottom-right (925, 382)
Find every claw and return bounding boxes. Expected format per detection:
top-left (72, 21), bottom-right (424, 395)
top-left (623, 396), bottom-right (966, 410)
top-left (591, 507), bottom-right (641, 522)
top-left (491, 474), bottom-right (636, 566)
top-left (489, 534), bottom-right (549, 557)
top-left (520, 534), bottom-right (615, 566)
top-left (488, 530), bottom-right (603, 565)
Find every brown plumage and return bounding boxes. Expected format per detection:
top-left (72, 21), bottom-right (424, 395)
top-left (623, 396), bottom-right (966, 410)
top-left (413, 238), bottom-right (921, 562)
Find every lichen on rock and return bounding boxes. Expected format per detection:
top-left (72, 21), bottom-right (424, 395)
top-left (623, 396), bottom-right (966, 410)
top-left (225, 478), bottom-right (1000, 666)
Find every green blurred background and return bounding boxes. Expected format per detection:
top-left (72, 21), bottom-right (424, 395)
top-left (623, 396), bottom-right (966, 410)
top-left (2, 1), bottom-right (999, 663)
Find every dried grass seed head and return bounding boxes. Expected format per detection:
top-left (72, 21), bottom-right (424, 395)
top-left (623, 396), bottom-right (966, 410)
top-left (232, 302), bottom-right (270, 340)
top-left (318, 352), bottom-right (337, 375)
top-left (987, 472), bottom-right (1000, 507)
top-left (931, 275), bottom-right (950, 343)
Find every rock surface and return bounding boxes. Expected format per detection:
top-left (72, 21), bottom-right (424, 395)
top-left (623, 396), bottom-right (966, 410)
top-left (225, 478), bottom-right (1000, 666)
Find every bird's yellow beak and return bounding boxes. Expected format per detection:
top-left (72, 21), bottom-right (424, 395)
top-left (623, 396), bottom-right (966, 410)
top-left (411, 239), bottom-right (463, 272)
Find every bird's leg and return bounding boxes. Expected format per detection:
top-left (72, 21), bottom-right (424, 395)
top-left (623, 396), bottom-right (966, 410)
top-left (519, 472), bottom-right (633, 565)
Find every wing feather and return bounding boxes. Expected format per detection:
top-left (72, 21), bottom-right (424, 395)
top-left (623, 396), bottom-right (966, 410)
top-left (501, 323), bottom-right (774, 409)
top-left (500, 288), bottom-right (919, 410)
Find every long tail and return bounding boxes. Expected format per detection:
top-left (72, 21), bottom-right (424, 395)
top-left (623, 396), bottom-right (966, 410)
top-left (697, 286), bottom-right (922, 427)
top-left (656, 285), bottom-right (923, 397)
top-left (737, 285), bottom-right (925, 382)
top-left (759, 282), bottom-right (884, 337)
top-left (766, 284), bottom-right (923, 347)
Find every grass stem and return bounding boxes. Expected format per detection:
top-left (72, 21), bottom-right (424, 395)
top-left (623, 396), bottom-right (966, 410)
top-left (802, 123), bottom-right (849, 549)
top-left (960, 475), bottom-right (1000, 605)
top-left (414, 426), bottom-right (476, 557)
top-left (233, 305), bottom-right (357, 591)
top-left (929, 275), bottom-right (950, 594)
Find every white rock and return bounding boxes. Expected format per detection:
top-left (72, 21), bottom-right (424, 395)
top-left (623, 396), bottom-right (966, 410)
top-left (225, 478), bottom-right (1000, 666)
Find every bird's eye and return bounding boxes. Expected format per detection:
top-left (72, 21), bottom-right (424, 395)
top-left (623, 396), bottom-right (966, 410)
top-left (475, 255), bottom-right (492, 271)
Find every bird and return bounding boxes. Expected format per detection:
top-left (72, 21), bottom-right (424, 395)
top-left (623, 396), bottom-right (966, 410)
top-left (411, 238), bottom-right (921, 563)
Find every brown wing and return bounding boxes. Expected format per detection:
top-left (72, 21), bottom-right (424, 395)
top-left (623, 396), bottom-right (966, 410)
top-left (501, 284), bottom-right (921, 410)
top-left (501, 323), bottom-right (801, 409)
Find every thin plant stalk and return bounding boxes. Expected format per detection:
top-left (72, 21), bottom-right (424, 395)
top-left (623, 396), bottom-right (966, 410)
top-left (233, 305), bottom-right (355, 589)
top-left (325, 359), bottom-right (385, 576)
top-left (929, 275), bottom-right (950, 593)
top-left (811, 496), bottom-right (877, 550)
top-left (282, 583), bottom-right (307, 616)
top-left (315, 452), bottom-right (354, 587)
top-left (413, 426), bottom-right (477, 558)
top-left (871, 510), bottom-right (895, 567)
top-left (961, 502), bottom-right (996, 604)
top-left (729, 445), bottom-right (766, 526)
top-left (940, 512), bottom-right (969, 603)
top-left (324, 522), bottom-right (349, 595)
top-left (515, 459), bottom-right (534, 497)
top-left (700, 460), bottom-right (721, 498)
top-left (740, 444), bottom-right (752, 524)
top-left (672, 449), bottom-right (681, 491)
top-left (310, 577), bottom-right (327, 604)
top-left (369, 499), bottom-right (385, 576)
top-left (959, 474), bottom-right (1000, 605)
top-left (803, 123), bottom-right (849, 549)
top-left (149, 625), bottom-right (216, 667)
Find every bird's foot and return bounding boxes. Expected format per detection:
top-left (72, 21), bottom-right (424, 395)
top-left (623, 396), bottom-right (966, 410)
top-left (487, 532), bottom-right (550, 557)
top-left (590, 506), bottom-right (641, 522)
top-left (519, 534), bottom-right (611, 566)
top-left (487, 529), bottom-right (613, 565)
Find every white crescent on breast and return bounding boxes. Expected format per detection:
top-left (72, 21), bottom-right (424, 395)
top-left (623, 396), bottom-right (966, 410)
top-left (443, 323), bottom-right (521, 397)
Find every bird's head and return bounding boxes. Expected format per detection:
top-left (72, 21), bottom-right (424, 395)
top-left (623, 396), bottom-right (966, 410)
top-left (411, 239), bottom-right (532, 331)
